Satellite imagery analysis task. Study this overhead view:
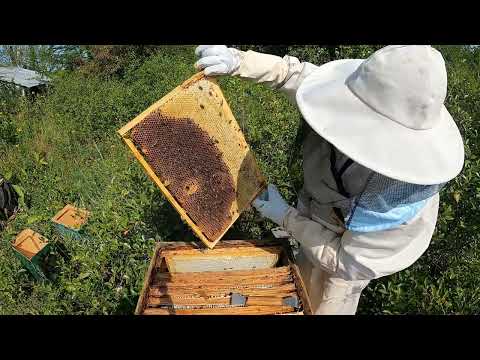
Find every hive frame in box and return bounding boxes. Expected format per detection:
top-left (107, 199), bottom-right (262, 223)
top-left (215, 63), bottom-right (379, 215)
top-left (135, 240), bottom-right (313, 315)
top-left (118, 72), bottom-right (266, 249)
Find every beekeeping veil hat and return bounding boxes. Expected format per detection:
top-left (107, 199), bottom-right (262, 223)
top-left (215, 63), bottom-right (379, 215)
top-left (296, 45), bottom-right (464, 185)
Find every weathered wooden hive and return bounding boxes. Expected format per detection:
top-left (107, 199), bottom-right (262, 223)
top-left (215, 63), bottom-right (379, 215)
top-left (135, 240), bottom-right (312, 315)
top-left (118, 72), bottom-right (266, 249)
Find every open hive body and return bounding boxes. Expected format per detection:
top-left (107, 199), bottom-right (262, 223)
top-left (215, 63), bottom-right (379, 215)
top-left (118, 72), bottom-right (266, 249)
top-left (136, 240), bottom-right (313, 315)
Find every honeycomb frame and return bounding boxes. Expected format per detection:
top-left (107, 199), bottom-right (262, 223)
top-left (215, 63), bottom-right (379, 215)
top-left (118, 72), bottom-right (267, 249)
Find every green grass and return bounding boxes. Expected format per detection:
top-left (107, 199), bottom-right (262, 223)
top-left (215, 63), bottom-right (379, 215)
top-left (1, 45), bottom-right (479, 314)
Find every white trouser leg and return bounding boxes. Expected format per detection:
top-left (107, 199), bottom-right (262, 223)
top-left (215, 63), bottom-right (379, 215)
top-left (296, 248), bottom-right (370, 315)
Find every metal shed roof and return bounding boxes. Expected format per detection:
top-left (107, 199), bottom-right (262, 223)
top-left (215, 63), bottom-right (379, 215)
top-left (0, 66), bottom-right (50, 88)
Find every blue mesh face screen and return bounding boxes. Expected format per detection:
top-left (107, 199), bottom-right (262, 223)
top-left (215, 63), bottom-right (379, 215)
top-left (353, 172), bottom-right (445, 213)
top-left (327, 144), bottom-right (445, 232)
top-left (344, 172), bottom-right (445, 232)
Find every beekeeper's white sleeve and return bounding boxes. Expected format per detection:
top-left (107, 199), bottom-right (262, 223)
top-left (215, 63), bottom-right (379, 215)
top-left (231, 49), bottom-right (319, 102)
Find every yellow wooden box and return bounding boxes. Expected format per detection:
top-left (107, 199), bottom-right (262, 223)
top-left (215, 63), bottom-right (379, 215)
top-left (51, 204), bottom-right (89, 230)
top-left (11, 229), bottom-right (51, 281)
top-left (118, 72), bottom-right (266, 249)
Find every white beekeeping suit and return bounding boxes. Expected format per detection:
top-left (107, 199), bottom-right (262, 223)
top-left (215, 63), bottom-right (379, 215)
top-left (195, 45), bottom-right (464, 314)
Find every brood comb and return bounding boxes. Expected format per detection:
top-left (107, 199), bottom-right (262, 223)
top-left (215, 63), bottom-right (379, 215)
top-left (118, 72), bottom-right (266, 249)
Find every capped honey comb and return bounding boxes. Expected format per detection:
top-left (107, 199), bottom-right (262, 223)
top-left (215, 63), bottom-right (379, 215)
top-left (118, 72), bottom-right (266, 249)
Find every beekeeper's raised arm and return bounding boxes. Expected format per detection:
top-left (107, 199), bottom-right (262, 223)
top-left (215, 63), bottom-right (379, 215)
top-left (194, 45), bottom-right (318, 103)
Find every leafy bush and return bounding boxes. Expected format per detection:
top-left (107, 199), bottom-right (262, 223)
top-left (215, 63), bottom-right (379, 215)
top-left (0, 83), bottom-right (23, 146)
top-left (78, 45), bottom-right (192, 79)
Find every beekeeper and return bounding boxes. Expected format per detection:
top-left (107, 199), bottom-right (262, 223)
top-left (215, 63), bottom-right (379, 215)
top-left (194, 45), bottom-right (464, 315)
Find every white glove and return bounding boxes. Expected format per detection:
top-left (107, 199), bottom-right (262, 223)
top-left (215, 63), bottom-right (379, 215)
top-left (194, 45), bottom-right (240, 76)
top-left (252, 184), bottom-right (291, 226)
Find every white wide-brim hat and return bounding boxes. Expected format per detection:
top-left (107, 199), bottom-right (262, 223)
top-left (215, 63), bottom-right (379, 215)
top-left (296, 46), bottom-right (464, 185)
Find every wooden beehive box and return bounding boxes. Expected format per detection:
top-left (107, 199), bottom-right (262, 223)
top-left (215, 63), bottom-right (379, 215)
top-left (135, 240), bottom-right (312, 315)
top-left (51, 204), bottom-right (90, 239)
top-left (118, 72), bottom-right (266, 249)
top-left (11, 229), bottom-right (51, 281)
